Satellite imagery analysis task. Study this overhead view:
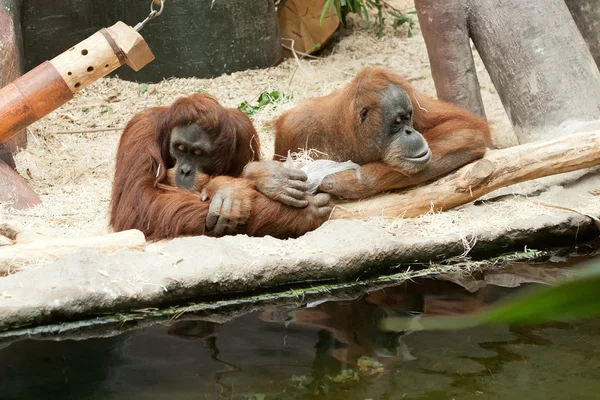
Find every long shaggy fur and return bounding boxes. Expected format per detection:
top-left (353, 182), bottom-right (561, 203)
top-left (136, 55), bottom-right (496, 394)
top-left (110, 94), bottom-right (328, 240)
top-left (272, 66), bottom-right (493, 198)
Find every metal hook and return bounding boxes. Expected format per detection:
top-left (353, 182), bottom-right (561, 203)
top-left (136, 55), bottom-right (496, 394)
top-left (133, 0), bottom-right (165, 32)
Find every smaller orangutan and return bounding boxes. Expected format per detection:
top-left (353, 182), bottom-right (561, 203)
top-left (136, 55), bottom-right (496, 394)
top-left (110, 93), bottom-right (331, 240)
top-left (272, 66), bottom-right (493, 199)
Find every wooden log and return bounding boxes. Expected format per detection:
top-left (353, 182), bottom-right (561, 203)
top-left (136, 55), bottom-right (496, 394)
top-left (0, 0), bottom-right (27, 153)
top-left (22, 0), bottom-right (282, 83)
top-left (0, 21), bottom-right (154, 144)
top-left (0, 160), bottom-right (41, 210)
top-left (330, 130), bottom-right (600, 220)
top-left (0, 229), bottom-right (147, 274)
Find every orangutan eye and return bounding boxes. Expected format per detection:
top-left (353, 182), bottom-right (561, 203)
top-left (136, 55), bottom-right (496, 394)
top-left (177, 144), bottom-right (186, 152)
top-left (394, 116), bottom-right (403, 124)
top-left (193, 148), bottom-right (203, 156)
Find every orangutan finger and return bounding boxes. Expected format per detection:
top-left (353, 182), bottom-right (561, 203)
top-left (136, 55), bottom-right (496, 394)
top-left (284, 187), bottom-right (307, 200)
top-left (206, 194), bottom-right (224, 230)
top-left (214, 217), bottom-right (233, 236)
top-left (213, 194), bottom-right (234, 235)
top-left (313, 193), bottom-right (331, 207)
top-left (277, 194), bottom-right (309, 208)
top-left (200, 188), bottom-right (209, 202)
top-left (285, 168), bottom-right (308, 182)
top-left (287, 179), bottom-right (309, 193)
top-left (317, 206), bottom-right (333, 218)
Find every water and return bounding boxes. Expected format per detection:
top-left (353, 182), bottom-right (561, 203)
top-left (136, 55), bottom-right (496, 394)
top-left (1, 263), bottom-right (600, 399)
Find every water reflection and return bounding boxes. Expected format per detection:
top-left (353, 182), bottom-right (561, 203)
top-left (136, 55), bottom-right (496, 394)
top-left (1, 264), bottom-right (599, 399)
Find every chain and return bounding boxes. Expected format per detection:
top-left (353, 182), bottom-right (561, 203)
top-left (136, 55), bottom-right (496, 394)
top-left (133, 0), bottom-right (165, 32)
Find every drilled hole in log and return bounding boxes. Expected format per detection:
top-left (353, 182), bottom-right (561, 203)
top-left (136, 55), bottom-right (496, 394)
top-left (87, 66), bottom-right (94, 72)
top-left (105, 64), bottom-right (109, 68)
top-left (81, 49), bottom-right (88, 55)
top-left (67, 72), bottom-right (72, 76)
top-left (74, 82), bottom-right (81, 88)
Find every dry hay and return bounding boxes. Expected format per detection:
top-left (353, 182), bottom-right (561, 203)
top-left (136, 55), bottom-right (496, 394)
top-left (2, 0), bottom-right (589, 249)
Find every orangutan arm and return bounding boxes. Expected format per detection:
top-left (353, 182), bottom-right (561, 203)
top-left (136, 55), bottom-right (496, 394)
top-left (319, 128), bottom-right (490, 199)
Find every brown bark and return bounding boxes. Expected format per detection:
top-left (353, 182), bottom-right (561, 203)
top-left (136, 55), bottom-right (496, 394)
top-left (330, 130), bottom-right (600, 220)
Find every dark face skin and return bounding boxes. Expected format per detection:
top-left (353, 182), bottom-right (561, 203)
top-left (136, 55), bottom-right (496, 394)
top-left (169, 124), bottom-right (214, 190)
top-left (376, 84), bottom-right (431, 172)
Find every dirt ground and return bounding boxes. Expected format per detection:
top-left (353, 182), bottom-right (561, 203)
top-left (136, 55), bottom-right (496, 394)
top-left (2, 1), bottom-right (592, 244)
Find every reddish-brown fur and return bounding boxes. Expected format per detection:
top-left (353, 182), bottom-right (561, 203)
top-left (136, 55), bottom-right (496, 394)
top-left (110, 94), bottom-right (328, 240)
top-left (272, 67), bottom-right (493, 198)
top-left (164, 169), bottom-right (329, 238)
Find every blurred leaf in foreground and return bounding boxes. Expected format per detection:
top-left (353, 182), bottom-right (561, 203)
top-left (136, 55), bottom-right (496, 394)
top-left (381, 257), bottom-right (600, 332)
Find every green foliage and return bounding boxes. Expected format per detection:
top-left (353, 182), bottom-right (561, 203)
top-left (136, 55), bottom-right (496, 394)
top-left (381, 257), bottom-right (600, 332)
top-left (137, 83), bottom-right (150, 95)
top-left (100, 105), bottom-right (113, 114)
top-left (238, 90), bottom-right (292, 117)
top-left (320, 0), bottom-right (415, 38)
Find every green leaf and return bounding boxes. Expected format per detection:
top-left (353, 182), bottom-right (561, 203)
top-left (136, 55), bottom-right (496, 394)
top-left (319, 0), bottom-right (335, 25)
top-left (100, 105), bottom-right (112, 114)
top-left (237, 90), bottom-right (291, 117)
top-left (137, 83), bottom-right (149, 94)
top-left (362, 6), bottom-right (371, 28)
top-left (334, 0), bottom-right (344, 25)
top-left (381, 258), bottom-right (600, 332)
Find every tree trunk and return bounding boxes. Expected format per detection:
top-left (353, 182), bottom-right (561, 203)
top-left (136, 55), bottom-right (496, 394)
top-left (0, 0), bottom-right (27, 157)
top-left (414, 0), bottom-right (600, 145)
top-left (415, 0), bottom-right (486, 118)
top-left (0, 0), bottom-right (39, 211)
top-left (0, 161), bottom-right (40, 210)
top-left (565, 0), bottom-right (600, 69)
top-left (469, 0), bottom-right (600, 144)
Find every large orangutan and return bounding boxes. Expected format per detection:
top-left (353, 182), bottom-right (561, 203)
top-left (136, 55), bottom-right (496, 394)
top-left (110, 94), bottom-right (331, 240)
top-left (272, 66), bottom-right (493, 199)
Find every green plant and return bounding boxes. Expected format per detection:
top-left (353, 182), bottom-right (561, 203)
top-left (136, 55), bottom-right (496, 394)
top-left (320, 0), bottom-right (415, 38)
top-left (381, 256), bottom-right (600, 332)
top-left (238, 90), bottom-right (292, 117)
top-left (137, 83), bottom-right (150, 95)
top-left (100, 105), bottom-right (113, 114)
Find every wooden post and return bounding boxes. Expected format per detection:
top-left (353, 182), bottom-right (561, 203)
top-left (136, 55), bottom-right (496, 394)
top-left (0, 21), bottom-right (154, 210)
top-left (0, 0), bottom-right (27, 162)
top-left (0, 21), bottom-right (154, 144)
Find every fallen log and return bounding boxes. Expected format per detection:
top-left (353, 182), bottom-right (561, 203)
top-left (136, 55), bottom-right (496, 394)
top-left (331, 130), bottom-right (600, 220)
top-left (0, 229), bottom-right (146, 274)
